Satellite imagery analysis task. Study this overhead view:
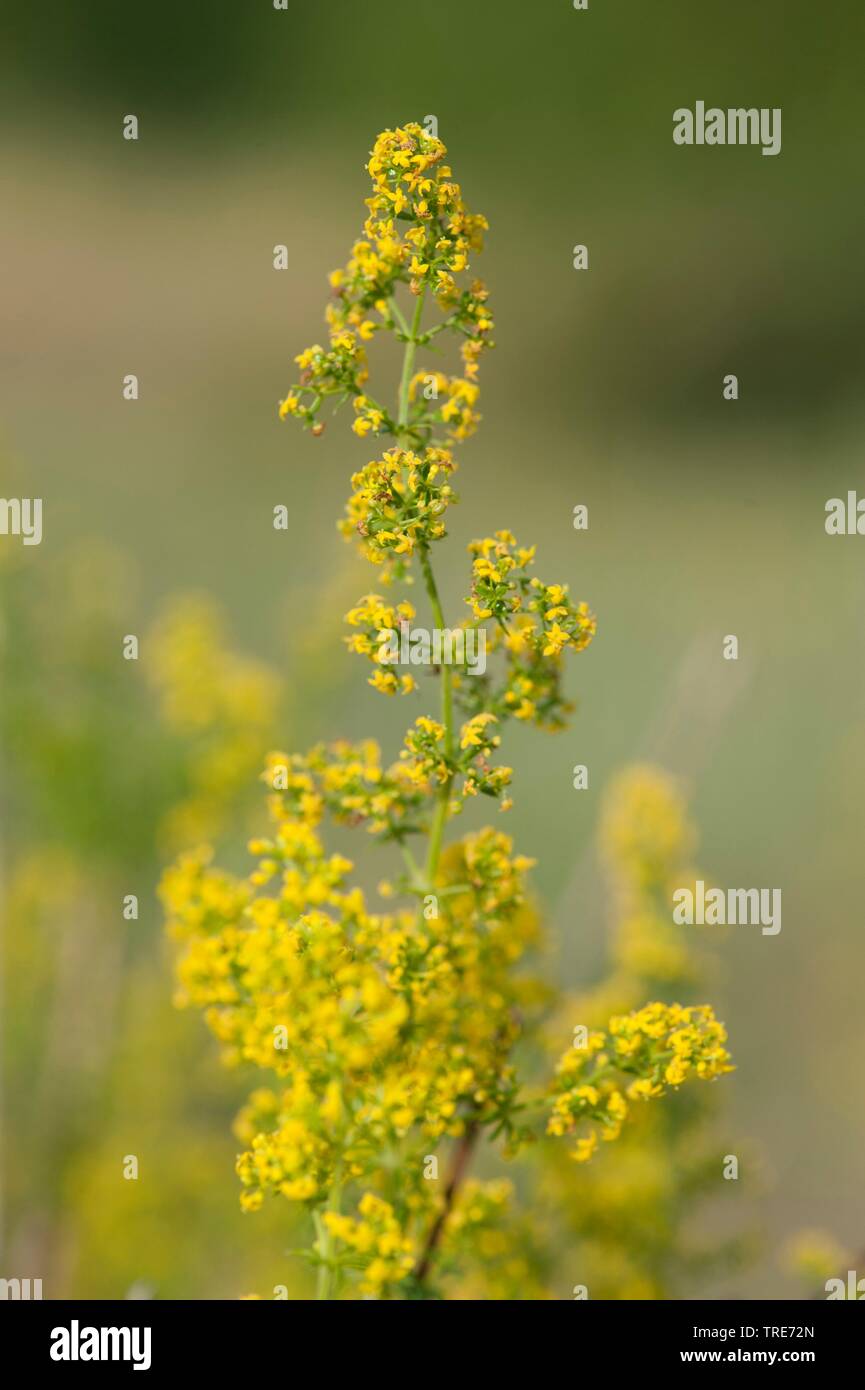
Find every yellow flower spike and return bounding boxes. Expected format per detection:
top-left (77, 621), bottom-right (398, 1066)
top-left (161, 122), bottom-right (735, 1303)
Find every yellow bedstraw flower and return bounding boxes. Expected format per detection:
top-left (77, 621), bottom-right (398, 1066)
top-left (546, 1001), bottom-right (733, 1161)
top-left (162, 122), bottom-right (734, 1302)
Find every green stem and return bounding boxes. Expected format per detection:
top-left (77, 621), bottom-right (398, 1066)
top-left (393, 288), bottom-right (454, 890)
top-left (387, 294), bottom-right (411, 338)
top-left (397, 289), bottom-right (427, 431)
top-left (314, 1177), bottom-right (343, 1300)
top-left (399, 842), bottom-right (425, 892)
top-left (314, 1213), bottom-right (332, 1300)
top-left (420, 546), bottom-right (455, 885)
top-left (368, 286), bottom-right (467, 1298)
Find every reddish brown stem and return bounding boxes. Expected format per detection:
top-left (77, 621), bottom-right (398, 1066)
top-left (414, 1121), bottom-right (480, 1286)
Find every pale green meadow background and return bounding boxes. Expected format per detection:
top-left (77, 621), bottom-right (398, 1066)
top-left (2, 0), bottom-right (864, 1297)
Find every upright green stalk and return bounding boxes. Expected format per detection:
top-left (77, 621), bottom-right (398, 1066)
top-left (419, 546), bottom-right (454, 884)
top-left (396, 289), bottom-right (427, 433)
top-left (314, 1174), bottom-right (343, 1300)
top-left (394, 289), bottom-right (455, 891)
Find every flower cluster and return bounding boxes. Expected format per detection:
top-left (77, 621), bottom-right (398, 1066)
top-left (161, 758), bottom-right (542, 1293)
top-left (339, 446), bottom-right (457, 580)
top-left (452, 532), bottom-right (598, 730)
top-left (323, 1194), bottom-right (416, 1297)
top-left (547, 1002), bottom-right (734, 1162)
top-left (256, 716), bottom-right (515, 849)
top-left (279, 333), bottom-right (370, 434)
top-left (261, 740), bottom-right (427, 842)
top-left (279, 122), bottom-right (493, 440)
top-left (343, 593), bottom-right (418, 695)
top-left (535, 767), bottom-right (749, 1300)
top-left (468, 532), bottom-right (596, 655)
top-left (408, 371), bottom-right (482, 443)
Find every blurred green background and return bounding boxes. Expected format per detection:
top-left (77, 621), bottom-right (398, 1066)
top-left (2, 0), bottom-right (864, 1298)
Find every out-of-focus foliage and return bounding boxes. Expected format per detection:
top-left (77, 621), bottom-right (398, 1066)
top-left (0, 540), bottom-right (303, 1297)
top-left (534, 767), bottom-right (756, 1299)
